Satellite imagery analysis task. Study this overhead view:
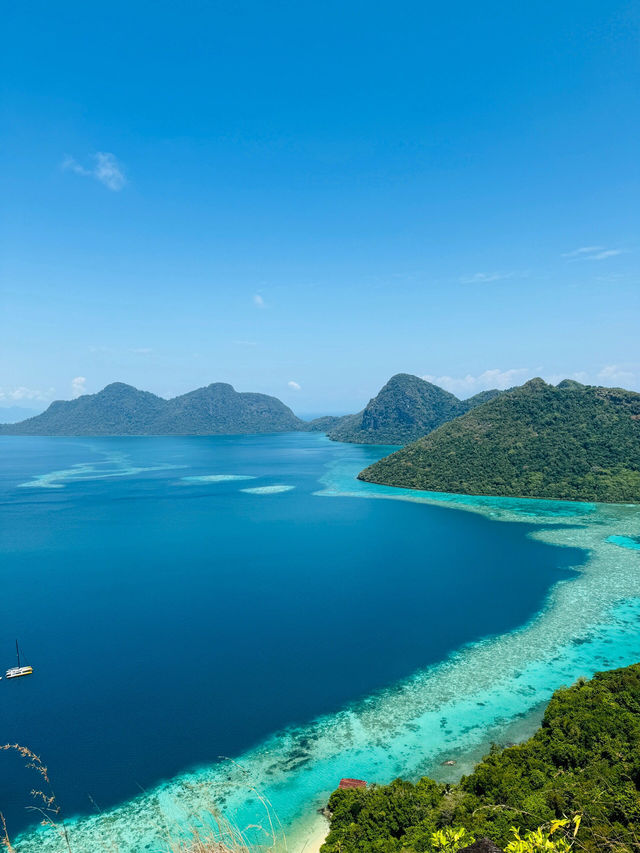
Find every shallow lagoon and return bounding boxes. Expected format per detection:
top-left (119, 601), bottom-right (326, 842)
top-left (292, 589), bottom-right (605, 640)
top-left (1, 433), bottom-right (638, 852)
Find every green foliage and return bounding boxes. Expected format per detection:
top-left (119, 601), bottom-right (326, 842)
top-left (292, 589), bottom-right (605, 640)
top-left (504, 817), bottom-right (580, 853)
top-left (0, 382), bottom-right (303, 436)
top-left (321, 663), bottom-right (640, 853)
top-left (305, 415), bottom-right (353, 433)
top-left (359, 378), bottom-right (640, 502)
top-left (431, 826), bottom-right (475, 852)
top-left (328, 374), bottom-right (502, 445)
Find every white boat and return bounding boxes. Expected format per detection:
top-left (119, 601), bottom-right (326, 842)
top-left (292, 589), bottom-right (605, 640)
top-left (6, 666), bottom-right (33, 678)
top-left (5, 641), bottom-right (33, 679)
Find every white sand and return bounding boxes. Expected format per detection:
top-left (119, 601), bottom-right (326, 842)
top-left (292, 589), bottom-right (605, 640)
top-left (290, 813), bottom-right (329, 853)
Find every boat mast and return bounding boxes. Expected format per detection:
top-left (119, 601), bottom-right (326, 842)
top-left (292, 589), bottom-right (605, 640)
top-left (16, 639), bottom-right (20, 668)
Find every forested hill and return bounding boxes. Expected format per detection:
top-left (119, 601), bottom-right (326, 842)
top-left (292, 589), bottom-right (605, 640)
top-left (0, 374), bottom-right (504, 442)
top-left (304, 414), bottom-right (355, 433)
top-left (358, 379), bottom-right (640, 502)
top-left (0, 382), bottom-right (303, 436)
top-left (327, 373), bottom-right (502, 445)
top-left (322, 662), bottom-right (640, 853)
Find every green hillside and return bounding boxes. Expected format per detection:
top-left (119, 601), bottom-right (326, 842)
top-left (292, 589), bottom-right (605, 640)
top-left (0, 381), bottom-right (303, 435)
top-left (152, 382), bottom-right (302, 434)
top-left (328, 374), bottom-right (501, 445)
top-left (323, 662), bottom-right (640, 853)
top-left (304, 414), bottom-right (356, 432)
top-left (0, 382), bottom-right (167, 436)
top-left (359, 379), bottom-right (640, 502)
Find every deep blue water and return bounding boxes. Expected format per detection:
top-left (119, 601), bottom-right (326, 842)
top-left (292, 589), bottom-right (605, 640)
top-left (0, 434), bottom-right (584, 835)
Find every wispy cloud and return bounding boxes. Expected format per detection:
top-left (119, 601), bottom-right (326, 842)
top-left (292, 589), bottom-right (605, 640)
top-left (234, 340), bottom-right (258, 346)
top-left (544, 371), bottom-right (589, 386)
top-left (562, 246), bottom-right (624, 261)
top-left (422, 368), bottom-right (531, 396)
top-left (253, 294), bottom-right (266, 308)
top-left (459, 271), bottom-right (524, 284)
top-left (597, 364), bottom-right (637, 386)
top-left (93, 153), bottom-right (126, 190)
top-left (0, 386), bottom-right (55, 402)
top-left (62, 152), bottom-right (126, 191)
top-left (71, 376), bottom-right (87, 398)
top-left (90, 345), bottom-right (153, 355)
top-left (288, 381), bottom-right (301, 391)
top-left (589, 249), bottom-right (624, 260)
top-left (562, 246), bottom-right (604, 258)
top-left (423, 365), bottom-right (640, 395)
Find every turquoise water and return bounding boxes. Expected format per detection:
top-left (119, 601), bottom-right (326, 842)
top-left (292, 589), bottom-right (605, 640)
top-left (1, 434), bottom-right (639, 852)
top-left (607, 534), bottom-right (640, 551)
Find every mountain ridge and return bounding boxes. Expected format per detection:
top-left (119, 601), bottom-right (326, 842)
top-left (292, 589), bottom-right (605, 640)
top-left (358, 378), bottom-right (640, 502)
top-left (327, 373), bottom-right (503, 444)
top-left (0, 374), bottom-right (505, 442)
top-left (0, 381), bottom-right (303, 436)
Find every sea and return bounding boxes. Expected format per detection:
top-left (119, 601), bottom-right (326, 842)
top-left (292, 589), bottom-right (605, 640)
top-left (1, 433), bottom-right (639, 852)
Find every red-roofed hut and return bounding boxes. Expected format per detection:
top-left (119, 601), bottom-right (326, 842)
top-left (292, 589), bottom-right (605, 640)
top-left (339, 778), bottom-right (367, 789)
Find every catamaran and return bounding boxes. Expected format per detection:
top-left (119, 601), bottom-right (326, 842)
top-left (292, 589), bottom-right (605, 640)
top-left (5, 640), bottom-right (33, 679)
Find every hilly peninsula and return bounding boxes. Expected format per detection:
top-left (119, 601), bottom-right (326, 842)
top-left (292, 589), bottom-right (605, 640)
top-left (358, 378), bottom-right (640, 502)
top-left (0, 382), bottom-right (303, 436)
top-left (327, 373), bottom-right (502, 445)
top-left (323, 662), bottom-right (640, 853)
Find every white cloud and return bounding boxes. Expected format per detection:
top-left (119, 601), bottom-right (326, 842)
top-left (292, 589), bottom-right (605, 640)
top-left (589, 249), bottom-right (624, 260)
top-left (0, 386), bottom-right (55, 402)
top-left (562, 246), bottom-right (624, 261)
top-left (422, 369), bottom-right (531, 396)
top-left (597, 364), bottom-right (637, 386)
top-left (562, 246), bottom-right (604, 258)
top-left (459, 271), bottom-right (522, 284)
top-left (62, 152), bottom-right (126, 191)
top-left (422, 365), bottom-right (640, 396)
top-left (71, 376), bottom-right (87, 398)
top-left (94, 153), bottom-right (126, 190)
top-left (90, 345), bottom-right (153, 355)
top-left (234, 340), bottom-right (258, 346)
top-left (288, 381), bottom-right (301, 391)
top-left (62, 156), bottom-right (90, 177)
top-left (544, 371), bottom-right (589, 386)
top-left (253, 294), bottom-right (266, 308)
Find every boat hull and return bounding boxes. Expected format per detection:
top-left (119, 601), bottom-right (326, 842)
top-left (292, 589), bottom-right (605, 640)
top-left (5, 666), bottom-right (33, 678)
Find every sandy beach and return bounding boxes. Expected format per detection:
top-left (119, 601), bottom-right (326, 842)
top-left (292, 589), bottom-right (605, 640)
top-left (291, 813), bottom-right (329, 853)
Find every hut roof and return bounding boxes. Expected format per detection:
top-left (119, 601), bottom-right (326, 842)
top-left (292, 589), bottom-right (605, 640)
top-left (338, 778), bottom-right (367, 789)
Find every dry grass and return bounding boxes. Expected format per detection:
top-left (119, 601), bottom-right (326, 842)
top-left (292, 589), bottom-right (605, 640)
top-left (1, 744), bottom-right (286, 853)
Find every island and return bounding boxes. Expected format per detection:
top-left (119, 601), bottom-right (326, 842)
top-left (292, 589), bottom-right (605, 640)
top-left (0, 381), bottom-right (304, 436)
top-left (358, 379), bottom-right (640, 503)
top-left (326, 373), bottom-right (503, 445)
top-left (322, 662), bottom-right (640, 852)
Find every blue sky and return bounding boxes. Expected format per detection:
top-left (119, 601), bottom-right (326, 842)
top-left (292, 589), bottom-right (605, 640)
top-left (2, 0), bottom-right (639, 415)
